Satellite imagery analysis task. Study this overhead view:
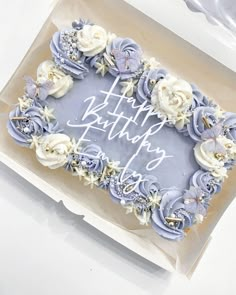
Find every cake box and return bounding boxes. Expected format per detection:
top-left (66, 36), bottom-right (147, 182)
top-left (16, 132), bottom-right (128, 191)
top-left (1, 0), bottom-right (236, 277)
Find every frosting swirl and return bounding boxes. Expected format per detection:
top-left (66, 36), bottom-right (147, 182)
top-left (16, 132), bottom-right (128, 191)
top-left (151, 75), bottom-right (193, 129)
top-left (136, 68), bottom-right (167, 104)
top-left (151, 189), bottom-right (193, 241)
top-left (77, 25), bottom-right (108, 57)
top-left (193, 136), bottom-right (234, 179)
top-left (191, 84), bottom-right (211, 110)
top-left (79, 144), bottom-right (107, 174)
top-left (36, 134), bottom-right (72, 169)
top-left (7, 105), bottom-right (46, 147)
top-left (187, 106), bottom-right (220, 142)
top-left (44, 121), bottom-right (62, 135)
top-left (223, 112), bottom-right (236, 142)
top-left (109, 170), bottom-right (160, 225)
top-left (50, 30), bottom-right (89, 79)
top-left (190, 170), bottom-right (222, 195)
top-left (109, 169), bottom-right (160, 203)
top-left (106, 37), bottom-right (142, 80)
top-left (37, 60), bottom-right (73, 98)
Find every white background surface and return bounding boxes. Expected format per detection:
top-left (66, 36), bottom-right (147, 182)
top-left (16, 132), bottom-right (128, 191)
top-left (0, 0), bottom-right (236, 294)
top-left (125, 0), bottom-right (236, 72)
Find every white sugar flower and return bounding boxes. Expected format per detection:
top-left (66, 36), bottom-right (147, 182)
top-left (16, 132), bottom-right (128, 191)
top-left (95, 59), bottom-right (108, 77)
top-left (84, 173), bottom-right (99, 188)
top-left (120, 79), bottom-right (137, 97)
top-left (120, 200), bottom-right (151, 226)
top-left (29, 135), bottom-right (41, 149)
top-left (143, 57), bottom-right (160, 70)
top-left (18, 96), bottom-right (33, 111)
top-left (40, 106), bottom-right (55, 122)
top-left (73, 167), bottom-right (87, 180)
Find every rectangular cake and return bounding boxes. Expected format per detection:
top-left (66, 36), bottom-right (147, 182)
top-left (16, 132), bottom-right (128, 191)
top-left (1, 0), bottom-right (236, 274)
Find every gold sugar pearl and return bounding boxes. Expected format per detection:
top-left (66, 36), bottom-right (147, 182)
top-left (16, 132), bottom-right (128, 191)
top-left (71, 160), bottom-right (78, 167)
top-left (149, 79), bottom-right (156, 86)
top-left (45, 146), bottom-right (54, 153)
top-left (198, 196), bottom-right (204, 203)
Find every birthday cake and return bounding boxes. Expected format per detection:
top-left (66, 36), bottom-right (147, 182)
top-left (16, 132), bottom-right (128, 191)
top-left (7, 19), bottom-right (236, 241)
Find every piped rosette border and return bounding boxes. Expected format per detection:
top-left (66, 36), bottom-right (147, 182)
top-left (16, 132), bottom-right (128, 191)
top-left (7, 19), bottom-right (236, 241)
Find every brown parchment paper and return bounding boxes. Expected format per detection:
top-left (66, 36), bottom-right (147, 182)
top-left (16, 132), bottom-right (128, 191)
top-left (0, 0), bottom-right (236, 277)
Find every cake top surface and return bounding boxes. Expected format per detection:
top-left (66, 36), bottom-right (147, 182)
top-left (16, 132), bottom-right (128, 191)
top-left (7, 19), bottom-right (236, 241)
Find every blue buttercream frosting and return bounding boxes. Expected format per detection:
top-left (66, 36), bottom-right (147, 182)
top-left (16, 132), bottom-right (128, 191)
top-left (190, 170), bottom-right (222, 196)
top-left (136, 68), bottom-right (167, 104)
top-left (187, 106), bottom-right (219, 141)
top-left (106, 37), bottom-right (143, 80)
top-left (50, 30), bottom-right (89, 79)
top-left (151, 189), bottom-right (193, 241)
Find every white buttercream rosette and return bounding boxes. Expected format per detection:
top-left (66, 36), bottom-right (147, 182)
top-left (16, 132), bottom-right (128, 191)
top-left (151, 75), bottom-right (193, 129)
top-left (37, 60), bottom-right (73, 98)
top-left (194, 136), bottom-right (236, 180)
top-left (36, 134), bottom-right (73, 169)
top-left (77, 25), bottom-right (108, 57)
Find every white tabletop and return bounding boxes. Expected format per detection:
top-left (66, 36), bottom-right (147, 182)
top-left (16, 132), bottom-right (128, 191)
top-left (0, 1), bottom-right (236, 294)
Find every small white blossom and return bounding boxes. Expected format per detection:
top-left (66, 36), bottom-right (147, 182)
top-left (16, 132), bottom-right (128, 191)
top-left (120, 79), bottom-right (137, 97)
top-left (40, 106), bottom-right (55, 122)
top-left (95, 59), bottom-right (108, 77)
top-left (18, 96), bottom-right (33, 111)
top-left (29, 135), bottom-right (41, 149)
top-left (143, 57), bottom-right (160, 70)
top-left (73, 167), bottom-right (87, 180)
top-left (84, 173), bottom-right (99, 188)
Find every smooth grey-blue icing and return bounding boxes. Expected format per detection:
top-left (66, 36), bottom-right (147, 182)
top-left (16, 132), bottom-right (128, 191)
top-left (46, 68), bottom-right (199, 190)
